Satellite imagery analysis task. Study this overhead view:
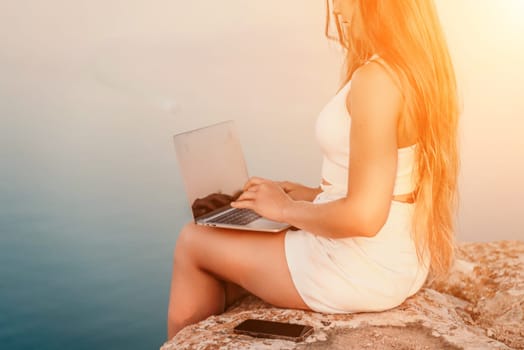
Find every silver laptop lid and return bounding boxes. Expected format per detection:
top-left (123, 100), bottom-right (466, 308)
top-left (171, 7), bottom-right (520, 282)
top-left (173, 120), bottom-right (249, 220)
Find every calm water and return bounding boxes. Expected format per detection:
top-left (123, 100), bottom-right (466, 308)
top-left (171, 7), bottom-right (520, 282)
top-left (0, 184), bottom-right (187, 349)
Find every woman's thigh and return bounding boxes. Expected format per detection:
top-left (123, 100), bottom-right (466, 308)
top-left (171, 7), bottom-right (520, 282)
top-left (174, 222), bottom-right (311, 311)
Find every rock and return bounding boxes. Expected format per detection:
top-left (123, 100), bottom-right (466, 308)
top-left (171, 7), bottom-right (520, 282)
top-left (160, 241), bottom-right (524, 349)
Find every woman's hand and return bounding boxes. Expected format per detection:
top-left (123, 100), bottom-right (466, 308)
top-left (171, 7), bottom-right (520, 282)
top-left (275, 181), bottom-right (322, 202)
top-left (230, 177), bottom-right (292, 223)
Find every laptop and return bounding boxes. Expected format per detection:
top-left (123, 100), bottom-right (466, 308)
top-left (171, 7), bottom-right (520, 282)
top-left (173, 120), bottom-right (292, 232)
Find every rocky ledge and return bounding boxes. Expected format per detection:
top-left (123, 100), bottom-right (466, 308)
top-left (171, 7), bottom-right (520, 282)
top-left (161, 240), bottom-right (523, 349)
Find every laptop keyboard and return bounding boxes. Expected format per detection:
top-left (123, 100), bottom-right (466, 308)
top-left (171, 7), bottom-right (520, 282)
top-left (212, 208), bottom-right (261, 225)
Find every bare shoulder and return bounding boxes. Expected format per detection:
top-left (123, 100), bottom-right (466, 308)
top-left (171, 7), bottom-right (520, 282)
top-left (348, 60), bottom-right (403, 124)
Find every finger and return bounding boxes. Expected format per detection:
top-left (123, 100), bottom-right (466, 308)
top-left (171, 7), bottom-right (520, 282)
top-left (230, 199), bottom-right (253, 210)
top-left (246, 184), bottom-right (259, 192)
top-left (243, 177), bottom-right (266, 191)
top-left (236, 191), bottom-right (257, 201)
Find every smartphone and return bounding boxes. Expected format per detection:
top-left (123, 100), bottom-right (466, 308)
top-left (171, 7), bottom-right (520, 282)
top-left (233, 318), bottom-right (314, 342)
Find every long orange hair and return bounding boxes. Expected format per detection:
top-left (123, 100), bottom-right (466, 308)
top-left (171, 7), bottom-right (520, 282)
top-left (325, 0), bottom-right (460, 279)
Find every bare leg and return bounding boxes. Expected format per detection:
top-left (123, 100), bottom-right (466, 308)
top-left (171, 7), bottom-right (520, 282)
top-left (167, 262), bottom-right (249, 339)
top-left (167, 247), bottom-right (225, 340)
top-left (166, 222), bottom-right (310, 341)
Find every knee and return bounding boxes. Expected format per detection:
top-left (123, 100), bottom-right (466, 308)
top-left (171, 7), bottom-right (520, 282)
top-left (173, 222), bottom-right (199, 262)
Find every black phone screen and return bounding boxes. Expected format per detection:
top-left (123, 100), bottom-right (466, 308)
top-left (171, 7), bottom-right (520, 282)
top-left (233, 319), bottom-right (313, 339)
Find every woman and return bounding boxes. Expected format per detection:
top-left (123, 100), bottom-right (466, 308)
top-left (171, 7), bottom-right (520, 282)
top-left (167, 0), bottom-right (459, 340)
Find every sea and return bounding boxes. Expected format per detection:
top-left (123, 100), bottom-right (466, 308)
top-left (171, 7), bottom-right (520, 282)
top-left (0, 186), bottom-right (187, 349)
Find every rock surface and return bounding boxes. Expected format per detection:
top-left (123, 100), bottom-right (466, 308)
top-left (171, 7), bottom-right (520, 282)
top-left (161, 241), bottom-right (524, 349)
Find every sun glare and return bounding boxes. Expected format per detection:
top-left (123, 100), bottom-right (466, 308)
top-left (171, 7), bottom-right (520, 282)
top-left (500, 0), bottom-right (524, 23)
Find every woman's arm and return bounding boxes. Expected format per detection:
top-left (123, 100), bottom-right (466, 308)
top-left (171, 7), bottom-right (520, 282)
top-left (232, 62), bottom-right (402, 238)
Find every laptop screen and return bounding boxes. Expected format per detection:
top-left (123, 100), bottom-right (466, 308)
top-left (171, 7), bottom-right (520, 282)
top-left (173, 120), bottom-right (249, 220)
